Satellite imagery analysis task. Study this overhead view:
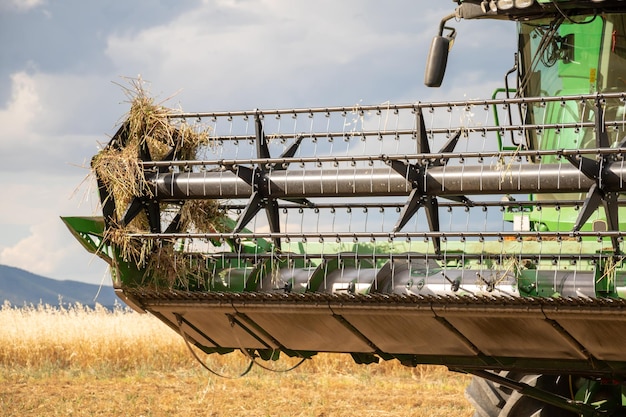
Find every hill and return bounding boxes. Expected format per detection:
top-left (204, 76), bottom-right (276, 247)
top-left (0, 264), bottom-right (118, 308)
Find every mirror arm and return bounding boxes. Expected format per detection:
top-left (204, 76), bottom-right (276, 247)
top-left (438, 12), bottom-right (457, 37)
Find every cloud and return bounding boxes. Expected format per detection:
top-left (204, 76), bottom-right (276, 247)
top-left (0, 71), bottom-right (122, 176)
top-left (0, 170), bottom-right (103, 283)
top-left (0, 72), bottom-right (42, 139)
top-left (0, 221), bottom-right (67, 277)
top-left (0, 1), bottom-right (519, 286)
top-left (0, 218), bottom-right (106, 283)
top-left (104, 1), bottom-right (455, 109)
top-left (0, 0), bottom-right (46, 13)
top-left (102, 1), bottom-right (518, 113)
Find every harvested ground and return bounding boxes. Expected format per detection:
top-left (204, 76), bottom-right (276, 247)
top-left (1, 370), bottom-right (472, 417)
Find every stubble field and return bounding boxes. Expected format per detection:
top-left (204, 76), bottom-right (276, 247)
top-left (0, 302), bottom-right (473, 416)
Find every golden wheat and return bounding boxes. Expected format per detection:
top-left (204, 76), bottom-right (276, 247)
top-left (0, 302), bottom-right (190, 373)
top-left (0, 302), bottom-right (473, 416)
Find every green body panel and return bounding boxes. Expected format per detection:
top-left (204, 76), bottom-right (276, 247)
top-left (63, 216), bottom-right (626, 298)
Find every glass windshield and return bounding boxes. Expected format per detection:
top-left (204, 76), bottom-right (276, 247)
top-left (517, 14), bottom-right (626, 203)
top-left (519, 14), bottom-right (626, 153)
top-left (519, 16), bottom-right (603, 97)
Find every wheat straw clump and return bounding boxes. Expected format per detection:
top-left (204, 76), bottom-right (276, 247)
top-left (143, 244), bottom-right (209, 289)
top-left (92, 79), bottom-right (223, 288)
top-left (104, 225), bottom-right (155, 267)
top-left (180, 200), bottom-right (226, 234)
top-left (92, 84), bottom-right (210, 214)
top-left (92, 142), bottom-right (146, 221)
top-left (126, 95), bottom-right (210, 160)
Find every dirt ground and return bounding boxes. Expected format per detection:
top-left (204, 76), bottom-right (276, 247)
top-left (0, 369), bottom-right (473, 417)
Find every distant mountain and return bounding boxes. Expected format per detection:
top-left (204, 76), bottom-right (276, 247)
top-left (0, 264), bottom-right (118, 308)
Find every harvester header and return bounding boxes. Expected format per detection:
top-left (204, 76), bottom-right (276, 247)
top-left (64, 4), bottom-right (626, 416)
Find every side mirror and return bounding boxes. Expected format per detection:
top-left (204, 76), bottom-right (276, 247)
top-left (424, 12), bottom-right (457, 88)
top-left (423, 3), bottom-right (491, 87)
top-left (424, 36), bottom-right (451, 88)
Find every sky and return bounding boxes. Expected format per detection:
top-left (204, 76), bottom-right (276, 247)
top-left (0, 0), bottom-right (516, 285)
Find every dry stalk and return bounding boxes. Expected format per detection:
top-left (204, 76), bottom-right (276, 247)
top-left (144, 244), bottom-right (209, 289)
top-left (474, 257), bottom-right (520, 291)
top-left (104, 223), bottom-right (155, 267)
top-left (92, 142), bottom-right (147, 219)
top-left (597, 255), bottom-right (623, 287)
top-left (93, 79), bottom-right (222, 289)
top-left (495, 143), bottom-right (522, 185)
top-left (180, 200), bottom-right (226, 234)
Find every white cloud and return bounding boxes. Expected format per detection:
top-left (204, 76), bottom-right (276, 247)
top-left (0, 1), bottom-right (518, 286)
top-left (104, 1), bottom-right (450, 109)
top-left (0, 71), bottom-right (122, 175)
top-left (0, 221), bottom-right (66, 276)
top-left (0, 72), bottom-right (42, 140)
top-left (0, 74), bottom-right (105, 281)
top-left (0, 170), bottom-right (103, 282)
top-left (0, 218), bottom-right (106, 283)
top-left (0, 0), bottom-right (46, 12)
top-left (0, 71), bottom-right (121, 136)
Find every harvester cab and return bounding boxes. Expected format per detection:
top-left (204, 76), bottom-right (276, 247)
top-left (434, 1), bottom-right (626, 250)
top-left (64, 1), bottom-right (626, 416)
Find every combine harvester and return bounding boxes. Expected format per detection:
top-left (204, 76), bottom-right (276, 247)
top-left (64, 0), bottom-right (626, 415)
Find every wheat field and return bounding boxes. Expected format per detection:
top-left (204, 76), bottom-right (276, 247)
top-left (0, 302), bottom-right (473, 416)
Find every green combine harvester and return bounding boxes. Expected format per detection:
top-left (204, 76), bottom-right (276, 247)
top-left (64, 1), bottom-right (626, 415)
